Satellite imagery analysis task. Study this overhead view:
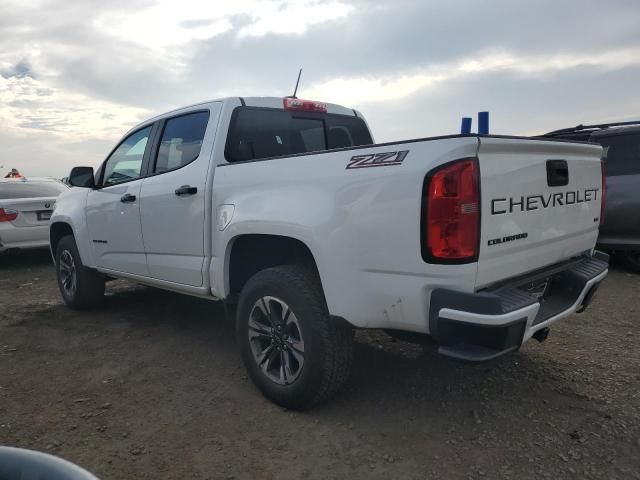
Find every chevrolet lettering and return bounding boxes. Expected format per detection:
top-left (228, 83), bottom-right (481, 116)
top-left (491, 188), bottom-right (600, 215)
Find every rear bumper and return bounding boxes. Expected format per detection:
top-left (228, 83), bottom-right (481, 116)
top-left (0, 224), bottom-right (50, 252)
top-left (429, 251), bottom-right (609, 362)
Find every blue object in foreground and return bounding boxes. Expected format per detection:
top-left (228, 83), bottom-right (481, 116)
top-left (0, 446), bottom-right (99, 480)
top-left (478, 111), bottom-right (489, 134)
top-left (460, 117), bottom-right (472, 134)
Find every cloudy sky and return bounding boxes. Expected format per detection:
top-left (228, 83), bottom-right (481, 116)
top-left (1, 0), bottom-right (639, 177)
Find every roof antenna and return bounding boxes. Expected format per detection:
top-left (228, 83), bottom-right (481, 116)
top-left (290, 68), bottom-right (302, 99)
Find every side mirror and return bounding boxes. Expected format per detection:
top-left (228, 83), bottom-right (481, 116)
top-left (69, 166), bottom-right (95, 188)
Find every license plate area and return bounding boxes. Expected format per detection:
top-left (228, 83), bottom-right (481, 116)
top-left (37, 210), bottom-right (52, 221)
top-left (519, 277), bottom-right (552, 301)
top-left (481, 253), bottom-right (608, 319)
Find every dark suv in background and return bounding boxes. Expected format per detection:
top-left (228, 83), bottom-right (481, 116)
top-left (544, 121), bottom-right (640, 272)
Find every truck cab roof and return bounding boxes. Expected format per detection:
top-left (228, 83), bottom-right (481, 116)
top-left (132, 96), bottom-right (363, 136)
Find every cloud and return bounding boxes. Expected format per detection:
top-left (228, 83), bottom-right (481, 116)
top-left (361, 63), bottom-right (640, 143)
top-left (95, 0), bottom-right (353, 49)
top-left (0, 128), bottom-right (115, 179)
top-left (237, 1), bottom-right (352, 37)
top-left (305, 46), bottom-right (640, 108)
top-left (0, 60), bottom-right (34, 79)
top-left (0, 0), bottom-right (639, 176)
top-left (0, 74), bottom-right (148, 138)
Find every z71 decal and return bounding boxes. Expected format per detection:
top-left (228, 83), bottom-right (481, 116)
top-left (346, 150), bottom-right (409, 170)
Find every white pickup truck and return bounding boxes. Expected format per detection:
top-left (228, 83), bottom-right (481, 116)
top-left (51, 97), bottom-right (608, 408)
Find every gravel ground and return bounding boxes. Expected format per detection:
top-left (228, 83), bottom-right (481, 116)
top-left (0, 250), bottom-right (639, 480)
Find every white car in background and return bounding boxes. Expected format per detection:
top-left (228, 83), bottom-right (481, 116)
top-left (0, 178), bottom-right (69, 253)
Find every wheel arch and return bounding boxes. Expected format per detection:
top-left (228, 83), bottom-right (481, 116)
top-left (48, 215), bottom-right (96, 268)
top-left (49, 222), bottom-right (74, 258)
top-left (225, 234), bottom-right (324, 301)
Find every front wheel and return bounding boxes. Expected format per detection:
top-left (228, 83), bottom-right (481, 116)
top-left (55, 235), bottom-right (105, 310)
top-left (237, 265), bottom-right (353, 409)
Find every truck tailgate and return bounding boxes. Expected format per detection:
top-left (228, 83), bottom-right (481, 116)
top-left (476, 137), bottom-right (603, 288)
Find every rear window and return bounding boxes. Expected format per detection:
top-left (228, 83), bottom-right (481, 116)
top-left (0, 181), bottom-right (68, 199)
top-left (594, 133), bottom-right (640, 176)
top-left (225, 107), bottom-right (373, 162)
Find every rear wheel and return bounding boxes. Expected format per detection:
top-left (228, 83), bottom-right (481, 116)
top-left (621, 251), bottom-right (640, 273)
top-left (237, 265), bottom-right (353, 409)
top-left (55, 235), bottom-right (105, 309)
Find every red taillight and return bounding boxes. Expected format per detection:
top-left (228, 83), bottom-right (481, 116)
top-left (424, 158), bottom-right (480, 261)
top-left (283, 97), bottom-right (327, 113)
top-left (0, 208), bottom-right (18, 222)
top-left (600, 160), bottom-right (606, 226)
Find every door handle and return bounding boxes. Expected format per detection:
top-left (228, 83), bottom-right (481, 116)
top-left (120, 193), bottom-right (137, 203)
top-left (175, 185), bottom-right (198, 196)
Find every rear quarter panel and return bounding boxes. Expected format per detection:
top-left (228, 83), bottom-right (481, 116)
top-left (211, 137), bottom-right (479, 331)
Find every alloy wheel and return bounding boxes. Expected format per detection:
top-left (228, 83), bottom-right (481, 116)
top-left (247, 296), bottom-right (305, 385)
top-left (59, 250), bottom-right (77, 297)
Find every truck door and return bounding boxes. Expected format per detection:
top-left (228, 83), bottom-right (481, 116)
top-left (139, 103), bottom-right (221, 287)
top-left (86, 125), bottom-right (154, 276)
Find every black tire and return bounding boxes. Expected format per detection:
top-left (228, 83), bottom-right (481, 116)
top-left (55, 235), bottom-right (105, 310)
top-left (236, 265), bottom-right (353, 409)
top-left (621, 252), bottom-right (640, 273)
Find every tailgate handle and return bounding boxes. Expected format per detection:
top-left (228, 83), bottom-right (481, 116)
top-left (546, 160), bottom-right (569, 187)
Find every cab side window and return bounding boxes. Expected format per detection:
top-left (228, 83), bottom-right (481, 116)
top-left (103, 126), bottom-right (152, 186)
top-left (154, 111), bottom-right (210, 173)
